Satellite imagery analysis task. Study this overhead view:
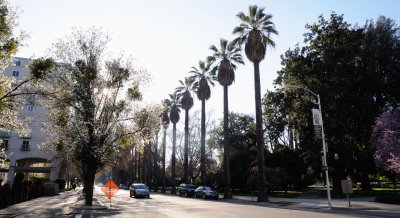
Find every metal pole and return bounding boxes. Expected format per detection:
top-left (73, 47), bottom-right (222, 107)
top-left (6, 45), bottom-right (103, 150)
top-left (318, 94), bottom-right (332, 207)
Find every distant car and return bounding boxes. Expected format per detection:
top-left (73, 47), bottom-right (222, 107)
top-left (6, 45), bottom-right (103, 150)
top-left (129, 183), bottom-right (150, 198)
top-left (178, 183), bottom-right (196, 197)
top-left (194, 186), bottom-right (219, 200)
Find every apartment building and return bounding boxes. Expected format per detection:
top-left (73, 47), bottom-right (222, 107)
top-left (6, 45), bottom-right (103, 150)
top-left (0, 57), bottom-right (62, 184)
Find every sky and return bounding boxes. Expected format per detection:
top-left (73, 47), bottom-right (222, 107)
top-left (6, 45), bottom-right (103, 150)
top-left (9, 0), bottom-right (400, 121)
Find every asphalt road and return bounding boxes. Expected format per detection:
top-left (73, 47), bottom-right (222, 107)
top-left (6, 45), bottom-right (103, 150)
top-left (82, 188), bottom-right (365, 218)
top-left (1, 187), bottom-right (399, 218)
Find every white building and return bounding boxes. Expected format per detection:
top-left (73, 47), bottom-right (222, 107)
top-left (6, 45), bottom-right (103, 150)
top-left (0, 57), bottom-right (62, 184)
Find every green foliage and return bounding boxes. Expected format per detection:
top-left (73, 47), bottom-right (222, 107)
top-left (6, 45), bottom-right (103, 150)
top-left (0, 0), bottom-right (19, 63)
top-left (29, 58), bottom-right (55, 80)
top-left (54, 178), bottom-right (66, 190)
top-left (127, 84), bottom-right (142, 101)
top-left (232, 5), bottom-right (278, 63)
top-left (269, 12), bottom-right (400, 189)
top-left (266, 145), bottom-right (309, 190)
top-left (210, 112), bottom-right (257, 192)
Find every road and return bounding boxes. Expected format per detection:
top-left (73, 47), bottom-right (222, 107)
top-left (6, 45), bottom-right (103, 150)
top-left (71, 188), bottom-right (369, 218)
top-left (1, 187), bottom-right (399, 217)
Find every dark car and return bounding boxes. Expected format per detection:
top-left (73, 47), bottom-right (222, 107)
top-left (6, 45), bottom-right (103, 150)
top-left (129, 183), bottom-right (150, 198)
top-left (178, 183), bottom-right (196, 197)
top-left (194, 186), bottom-right (219, 200)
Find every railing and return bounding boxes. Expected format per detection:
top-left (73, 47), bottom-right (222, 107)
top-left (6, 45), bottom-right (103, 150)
top-left (20, 132), bottom-right (32, 139)
top-left (20, 146), bottom-right (30, 151)
top-left (0, 130), bottom-right (11, 138)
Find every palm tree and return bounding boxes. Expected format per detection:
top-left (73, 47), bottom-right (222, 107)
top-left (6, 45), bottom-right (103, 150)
top-left (190, 60), bottom-right (215, 185)
top-left (208, 38), bottom-right (244, 199)
top-left (232, 5), bottom-right (278, 202)
top-left (176, 77), bottom-right (195, 183)
top-left (165, 92), bottom-right (180, 194)
top-left (160, 101), bottom-right (170, 193)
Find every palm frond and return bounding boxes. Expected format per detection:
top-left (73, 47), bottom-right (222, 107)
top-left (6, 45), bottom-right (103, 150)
top-left (209, 45), bottom-right (219, 53)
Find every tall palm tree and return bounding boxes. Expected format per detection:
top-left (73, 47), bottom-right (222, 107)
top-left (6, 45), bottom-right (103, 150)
top-left (233, 5), bottom-right (278, 202)
top-left (190, 60), bottom-right (215, 185)
top-left (165, 92), bottom-right (180, 194)
top-left (160, 101), bottom-right (170, 193)
top-left (208, 38), bottom-right (244, 199)
top-left (176, 77), bottom-right (194, 183)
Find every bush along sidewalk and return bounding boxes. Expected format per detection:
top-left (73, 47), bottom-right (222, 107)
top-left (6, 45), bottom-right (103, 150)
top-left (0, 173), bottom-right (67, 209)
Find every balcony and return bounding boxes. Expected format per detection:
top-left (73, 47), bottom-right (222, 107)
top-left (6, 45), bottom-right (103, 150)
top-left (20, 132), bottom-right (32, 139)
top-left (0, 130), bottom-right (11, 138)
top-left (20, 147), bottom-right (30, 151)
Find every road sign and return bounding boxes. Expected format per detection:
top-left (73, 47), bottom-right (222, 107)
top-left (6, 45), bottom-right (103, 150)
top-left (101, 179), bottom-right (119, 199)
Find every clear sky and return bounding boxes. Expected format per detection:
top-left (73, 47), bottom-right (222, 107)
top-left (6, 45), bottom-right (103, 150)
top-left (9, 0), bottom-right (400, 120)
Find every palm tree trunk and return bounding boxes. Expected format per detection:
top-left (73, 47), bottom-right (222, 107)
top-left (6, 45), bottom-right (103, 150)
top-left (223, 85), bottom-right (232, 199)
top-left (184, 109), bottom-right (189, 183)
top-left (142, 143), bottom-right (146, 183)
top-left (134, 147), bottom-right (137, 182)
top-left (171, 123), bottom-right (177, 194)
top-left (200, 99), bottom-right (206, 185)
top-left (153, 134), bottom-right (159, 192)
top-left (253, 61), bottom-right (268, 202)
top-left (161, 128), bottom-right (167, 193)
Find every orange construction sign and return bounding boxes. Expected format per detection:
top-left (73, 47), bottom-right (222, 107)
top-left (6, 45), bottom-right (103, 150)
top-left (101, 179), bottom-right (119, 199)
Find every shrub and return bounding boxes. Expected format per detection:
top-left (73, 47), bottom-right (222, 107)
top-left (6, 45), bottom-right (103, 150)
top-left (43, 182), bottom-right (59, 195)
top-left (375, 195), bottom-right (400, 204)
top-left (55, 179), bottom-right (66, 191)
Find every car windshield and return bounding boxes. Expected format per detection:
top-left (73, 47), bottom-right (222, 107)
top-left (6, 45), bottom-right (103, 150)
top-left (203, 186), bottom-right (212, 190)
top-left (134, 184), bottom-right (148, 189)
top-left (187, 185), bottom-right (196, 188)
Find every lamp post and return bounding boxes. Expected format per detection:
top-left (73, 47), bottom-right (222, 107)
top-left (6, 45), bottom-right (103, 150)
top-left (291, 85), bottom-right (332, 207)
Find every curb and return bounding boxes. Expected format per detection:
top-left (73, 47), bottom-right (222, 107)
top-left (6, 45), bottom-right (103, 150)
top-left (0, 213), bottom-right (17, 218)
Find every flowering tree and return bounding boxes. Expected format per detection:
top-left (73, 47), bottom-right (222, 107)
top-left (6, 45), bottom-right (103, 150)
top-left (36, 28), bottom-right (150, 205)
top-left (0, 0), bottom-right (44, 163)
top-left (371, 111), bottom-right (400, 174)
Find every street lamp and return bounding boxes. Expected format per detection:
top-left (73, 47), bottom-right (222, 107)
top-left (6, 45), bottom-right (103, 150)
top-left (290, 85), bottom-right (332, 207)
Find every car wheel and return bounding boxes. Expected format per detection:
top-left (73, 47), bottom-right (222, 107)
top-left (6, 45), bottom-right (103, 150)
top-left (179, 191), bottom-right (182, 196)
top-left (202, 193), bottom-right (205, 199)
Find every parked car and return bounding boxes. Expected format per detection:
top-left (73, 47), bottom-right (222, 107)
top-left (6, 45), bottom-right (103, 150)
top-left (194, 186), bottom-right (219, 200)
top-left (178, 183), bottom-right (196, 197)
top-left (129, 183), bottom-right (150, 198)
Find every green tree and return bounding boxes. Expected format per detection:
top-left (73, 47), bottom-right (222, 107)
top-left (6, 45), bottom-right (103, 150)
top-left (208, 38), bottom-right (244, 199)
top-left (209, 112), bottom-right (257, 192)
top-left (190, 60), bottom-right (215, 185)
top-left (0, 0), bottom-right (18, 69)
top-left (274, 13), bottom-right (400, 192)
top-left (233, 5), bottom-right (278, 202)
top-left (176, 77), bottom-right (195, 183)
top-left (165, 92), bottom-right (180, 194)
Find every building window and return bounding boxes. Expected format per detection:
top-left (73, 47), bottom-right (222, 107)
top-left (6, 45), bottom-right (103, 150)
top-left (0, 139), bottom-right (8, 150)
top-left (12, 71), bottom-right (19, 77)
top-left (27, 105), bottom-right (34, 112)
top-left (15, 60), bottom-right (21, 66)
top-left (21, 140), bottom-right (30, 151)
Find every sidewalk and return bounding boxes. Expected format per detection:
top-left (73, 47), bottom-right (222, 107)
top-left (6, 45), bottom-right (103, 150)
top-left (231, 194), bottom-right (400, 212)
